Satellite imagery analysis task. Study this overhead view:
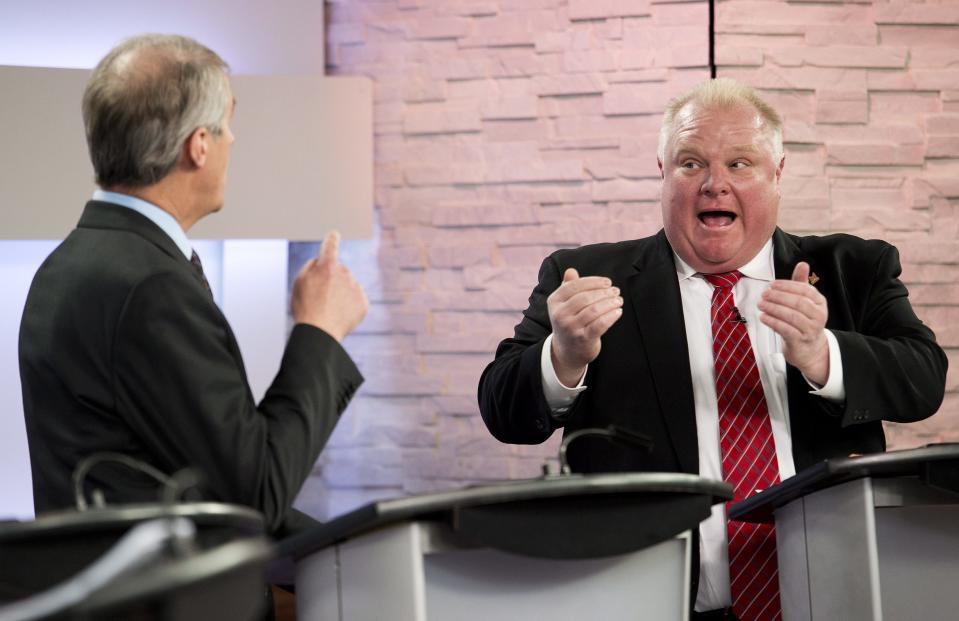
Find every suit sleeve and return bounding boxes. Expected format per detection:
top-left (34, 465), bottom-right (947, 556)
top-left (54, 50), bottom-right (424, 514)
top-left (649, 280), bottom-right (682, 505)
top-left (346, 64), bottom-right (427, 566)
top-left (832, 244), bottom-right (947, 427)
top-left (112, 270), bottom-right (362, 533)
top-left (477, 254), bottom-right (568, 444)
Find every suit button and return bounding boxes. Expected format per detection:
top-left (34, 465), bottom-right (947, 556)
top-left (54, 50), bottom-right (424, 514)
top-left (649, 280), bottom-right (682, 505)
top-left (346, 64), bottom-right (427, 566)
top-left (535, 419), bottom-right (546, 430)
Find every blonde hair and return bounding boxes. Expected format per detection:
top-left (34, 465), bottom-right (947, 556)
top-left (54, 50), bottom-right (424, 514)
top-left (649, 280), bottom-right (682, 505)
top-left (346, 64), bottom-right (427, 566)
top-left (657, 78), bottom-right (783, 162)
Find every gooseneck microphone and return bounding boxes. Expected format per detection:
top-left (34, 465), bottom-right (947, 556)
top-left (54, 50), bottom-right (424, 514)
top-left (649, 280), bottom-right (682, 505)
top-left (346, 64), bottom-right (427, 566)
top-left (72, 452), bottom-right (201, 510)
top-left (556, 425), bottom-right (655, 475)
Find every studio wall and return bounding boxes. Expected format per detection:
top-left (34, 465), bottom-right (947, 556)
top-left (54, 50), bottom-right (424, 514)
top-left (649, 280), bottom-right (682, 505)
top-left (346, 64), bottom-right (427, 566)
top-left (3, 0), bottom-right (956, 523)
top-left (714, 0), bottom-right (959, 447)
top-left (298, 0), bottom-right (959, 521)
top-left (302, 0), bottom-right (712, 518)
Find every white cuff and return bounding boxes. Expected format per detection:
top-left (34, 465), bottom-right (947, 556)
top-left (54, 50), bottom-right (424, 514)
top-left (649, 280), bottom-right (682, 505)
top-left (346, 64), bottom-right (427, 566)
top-left (541, 333), bottom-right (588, 412)
top-left (805, 329), bottom-right (845, 402)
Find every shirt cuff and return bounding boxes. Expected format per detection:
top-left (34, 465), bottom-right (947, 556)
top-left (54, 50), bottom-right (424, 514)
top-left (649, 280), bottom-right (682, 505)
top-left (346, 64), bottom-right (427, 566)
top-left (541, 333), bottom-right (588, 413)
top-left (805, 329), bottom-right (845, 402)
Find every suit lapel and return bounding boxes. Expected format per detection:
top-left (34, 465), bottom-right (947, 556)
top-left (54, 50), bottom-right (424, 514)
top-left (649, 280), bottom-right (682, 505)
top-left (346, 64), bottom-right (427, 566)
top-left (772, 227), bottom-right (807, 280)
top-left (625, 231), bottom-right (699, 474)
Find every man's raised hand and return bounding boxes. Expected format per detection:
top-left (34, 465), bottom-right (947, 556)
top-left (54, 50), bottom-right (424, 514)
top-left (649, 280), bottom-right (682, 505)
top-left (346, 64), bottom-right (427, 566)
top-left (759, 261), bottom-right (830, 385)
top-left (291, 230), bottom-right (368, 342)
top-left (547, 268), bottom-right (624, 387)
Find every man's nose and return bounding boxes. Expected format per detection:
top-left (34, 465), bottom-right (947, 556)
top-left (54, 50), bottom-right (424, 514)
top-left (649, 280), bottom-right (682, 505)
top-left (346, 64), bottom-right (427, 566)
top-left (700, 166), bottom-right (730, 197)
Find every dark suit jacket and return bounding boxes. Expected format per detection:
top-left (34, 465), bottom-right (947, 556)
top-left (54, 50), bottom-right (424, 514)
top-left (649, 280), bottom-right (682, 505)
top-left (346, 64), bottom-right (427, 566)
top-left (478, 229), bottom-right (947, 475)
top-left (19, 201), bottom-right (363, 534)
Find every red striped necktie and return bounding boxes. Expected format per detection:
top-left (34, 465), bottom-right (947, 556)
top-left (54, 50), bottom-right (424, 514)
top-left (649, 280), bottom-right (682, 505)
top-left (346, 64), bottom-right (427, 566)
top-left (704, 271), bottom-right (782, 621)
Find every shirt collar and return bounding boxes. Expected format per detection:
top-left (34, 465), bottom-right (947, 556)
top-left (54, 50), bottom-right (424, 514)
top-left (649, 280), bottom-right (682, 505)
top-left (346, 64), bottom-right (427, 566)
top-left (93, 189), bottom-right (192, 260)
top-left (673, 237), bottom-right (775, 283)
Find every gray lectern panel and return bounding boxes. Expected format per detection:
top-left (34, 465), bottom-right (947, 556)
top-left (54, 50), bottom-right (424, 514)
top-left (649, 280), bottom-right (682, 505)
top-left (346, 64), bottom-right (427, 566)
top-left (766, 471), bottom-right (959, 621)
top-left (774, 501), bottom-right (811, 621)
top-left (422, 537), bottom-right (688, 621)
top-left (802, 478), bottom-right (882, 621)
top-left (875, 505), bottom-right (959, 621)
top-left (296, 521), bottom-right (692, 621)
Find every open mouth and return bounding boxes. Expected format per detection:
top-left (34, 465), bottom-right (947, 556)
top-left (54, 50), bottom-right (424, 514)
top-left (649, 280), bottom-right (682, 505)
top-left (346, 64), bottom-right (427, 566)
top-left (698, 211), bottom-right (737, 227)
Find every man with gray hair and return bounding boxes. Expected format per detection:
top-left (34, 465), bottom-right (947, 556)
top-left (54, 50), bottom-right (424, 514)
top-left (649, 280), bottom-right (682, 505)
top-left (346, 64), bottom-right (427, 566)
top-left (19, 34), bottom-right (368, 537)
top-left (478, 78), bottom-right (946, 620)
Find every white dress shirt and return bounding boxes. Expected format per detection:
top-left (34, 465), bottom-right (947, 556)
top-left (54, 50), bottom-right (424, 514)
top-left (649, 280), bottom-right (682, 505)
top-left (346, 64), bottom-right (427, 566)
top-left (541, 238), bottom-right (845, 611)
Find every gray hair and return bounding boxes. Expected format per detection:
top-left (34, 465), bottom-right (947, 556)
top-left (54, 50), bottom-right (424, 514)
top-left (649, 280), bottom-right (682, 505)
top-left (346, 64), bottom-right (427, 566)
top-left (82, 34), bottom-right (230, 188)
top-left (657, 78), bottom-right (784, 163)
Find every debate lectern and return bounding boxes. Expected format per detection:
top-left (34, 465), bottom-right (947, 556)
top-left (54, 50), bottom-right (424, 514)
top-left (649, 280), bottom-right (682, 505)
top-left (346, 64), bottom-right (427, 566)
top-left (281, 473), bottom-right (732, 621)
top-left (730, 444), bottom-right (959, 621)
top-left (0, 502), bottom-right (269, 621)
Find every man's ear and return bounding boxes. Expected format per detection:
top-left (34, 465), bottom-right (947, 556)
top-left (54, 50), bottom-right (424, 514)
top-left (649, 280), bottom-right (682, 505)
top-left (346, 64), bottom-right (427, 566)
top-left (776, 154), bottom-right (785, 183)
top-left (657, 158), bottom-right (664, 179)
top-left (183, 127), bottom-right (209, 169)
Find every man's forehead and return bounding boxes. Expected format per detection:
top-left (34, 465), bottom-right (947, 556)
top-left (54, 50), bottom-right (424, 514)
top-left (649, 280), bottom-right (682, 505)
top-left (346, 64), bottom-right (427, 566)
top-left (667, 102), bottom-right (775, 151)
top-left (672, 101), bottom-right (766, 134)
top-left (673, 139), bottom-right (763, 154)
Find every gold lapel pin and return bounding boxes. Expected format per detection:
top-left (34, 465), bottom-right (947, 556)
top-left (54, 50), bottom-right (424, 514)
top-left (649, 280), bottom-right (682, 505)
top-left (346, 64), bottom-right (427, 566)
top-left (808, 272), bottom-right (820, 286)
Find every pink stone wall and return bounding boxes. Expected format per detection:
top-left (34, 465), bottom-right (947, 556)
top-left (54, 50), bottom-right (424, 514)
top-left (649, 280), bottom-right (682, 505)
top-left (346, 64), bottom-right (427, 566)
top-left (715, 0), bottom-right (959, 449)
top-left (297, 0), bottom-right (958, 519)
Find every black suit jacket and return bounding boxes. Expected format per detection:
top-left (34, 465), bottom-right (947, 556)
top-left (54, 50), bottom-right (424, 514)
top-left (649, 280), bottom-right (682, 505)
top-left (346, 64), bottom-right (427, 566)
top-left (478, 229), bottom-right (947, 475)
top-left (19, 201), bottom-right (363, 534)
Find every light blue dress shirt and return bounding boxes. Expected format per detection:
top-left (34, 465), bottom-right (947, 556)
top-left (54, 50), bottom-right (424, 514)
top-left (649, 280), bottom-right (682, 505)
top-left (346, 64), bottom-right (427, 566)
top-left (93, 190), bottom-right (192, 260)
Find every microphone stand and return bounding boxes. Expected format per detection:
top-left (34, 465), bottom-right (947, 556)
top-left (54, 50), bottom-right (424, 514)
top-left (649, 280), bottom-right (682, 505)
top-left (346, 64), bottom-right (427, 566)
top-left (555, 425), bottom-right (655, 475)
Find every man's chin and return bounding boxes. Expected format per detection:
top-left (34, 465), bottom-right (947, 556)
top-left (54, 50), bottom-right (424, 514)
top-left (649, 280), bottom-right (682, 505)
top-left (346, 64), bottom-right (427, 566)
top-left (668, 228), bottom-right (750, 272)
top-left (687, 245), bottom-right (747, 273)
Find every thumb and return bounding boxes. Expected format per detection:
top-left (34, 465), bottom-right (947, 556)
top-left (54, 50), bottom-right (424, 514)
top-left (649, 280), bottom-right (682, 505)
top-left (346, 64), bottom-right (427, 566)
top-left (563, 268), bottom-right (579, 282)
top-left (791, 261), bottom-right (809, 283)
top-left (319, 230), bottom-right (341, 264)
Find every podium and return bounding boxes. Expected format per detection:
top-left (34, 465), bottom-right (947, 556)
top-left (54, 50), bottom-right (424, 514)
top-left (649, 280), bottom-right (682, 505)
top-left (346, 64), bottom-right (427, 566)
top-left (282, 473), bottom-right (732, 621)
top-left (0, 502), bottom-right (269, 621)
top-left (730, 444), bottom-right (959, 621)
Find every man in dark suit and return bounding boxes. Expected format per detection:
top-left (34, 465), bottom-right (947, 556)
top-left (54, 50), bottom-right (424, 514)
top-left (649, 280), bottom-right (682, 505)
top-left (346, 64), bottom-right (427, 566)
top-left (478, 79), bottom-right (947, 620)
top-left (19, 34), bottom-right (368, 536)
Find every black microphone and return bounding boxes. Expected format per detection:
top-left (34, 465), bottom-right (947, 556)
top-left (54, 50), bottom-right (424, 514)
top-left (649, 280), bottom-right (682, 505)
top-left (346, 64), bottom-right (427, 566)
top-left (731, 306), bottom-right (747, 324)
top-left (554, 425), bottom-right (654, 476)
